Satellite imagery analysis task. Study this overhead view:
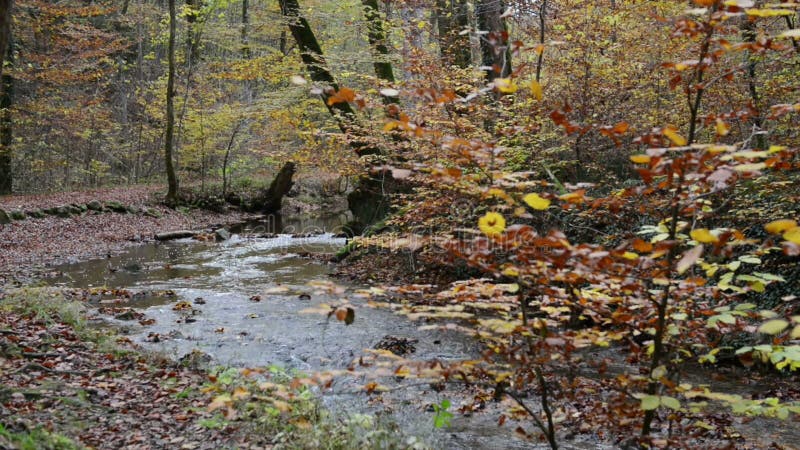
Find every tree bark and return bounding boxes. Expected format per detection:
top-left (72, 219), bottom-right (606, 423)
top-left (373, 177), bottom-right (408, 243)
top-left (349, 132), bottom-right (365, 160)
top-left (164, 0), bottom-right (179, 205)
top-left (435, 0), bottom-right (471, 68)
top-left (361, 0), bottom-right (398, 105)
top-left (0, 0), bottom-right (13, 195)
top-left (241, 0), bottom-right (250, 59)
top-left (476, 0), bottom-right (511, 82)
top-left (260, 161), bottom-right (295, 213)
top-left (279, 0), bottom-right (357, 121)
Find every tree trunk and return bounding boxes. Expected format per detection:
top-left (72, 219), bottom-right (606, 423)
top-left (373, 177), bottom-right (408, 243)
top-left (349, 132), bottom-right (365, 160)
top-left (361, 0), bottom-right (397, 105)
top-left (0, 0), bottom-right (12, 195)
top-left (435, 0), bottom-right (471, 68)
top-left (280, 0), bottom-right (400, 233)
top-left (476, 0), bottom-right (511, 82)
top-left (279, 0), bottom-right (358, 123)
top-left (260, 161), bottom-right (295, 213)
top-left (241, 0), bottom-right (250, 59)
top-left (164, 0), bottom-right (179, 205)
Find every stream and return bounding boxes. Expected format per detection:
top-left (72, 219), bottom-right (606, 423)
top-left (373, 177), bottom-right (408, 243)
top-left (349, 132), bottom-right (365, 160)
top-left (46, 215), bottom-right (560, 449)
top-left (45, 215), bottom-right (794, 449)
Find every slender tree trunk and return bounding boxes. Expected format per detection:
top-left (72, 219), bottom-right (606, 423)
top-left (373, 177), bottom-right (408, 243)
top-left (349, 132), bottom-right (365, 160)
top-left (241, 0), bottom-right (250, 59)
top-left (279, 0), bottom-right (365, 143)
top-left (164, 0), bottom-right (179, 205)
top-left (476, 0), bottom-right (511, 82)
top-left (0, 0), bottom-right (13, 195)
top-left (536, 0), bottom-right (547, 82)
top-left (741, 19), bottom-right (765, 148)
top-left (361, 0), bottom-right (398, 105)
top-left (435, 0), bottom-right (471, 68)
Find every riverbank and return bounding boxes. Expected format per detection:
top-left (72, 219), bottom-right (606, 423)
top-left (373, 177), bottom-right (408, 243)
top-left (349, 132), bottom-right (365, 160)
top-left (0, 186), bottom-right (257, 283)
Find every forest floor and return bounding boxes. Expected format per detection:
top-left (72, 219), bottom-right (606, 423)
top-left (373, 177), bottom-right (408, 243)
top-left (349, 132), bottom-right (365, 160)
top-left (0, 185), bottom-right (257, 284)
top-left (0, 185), bottom-right (374, 450)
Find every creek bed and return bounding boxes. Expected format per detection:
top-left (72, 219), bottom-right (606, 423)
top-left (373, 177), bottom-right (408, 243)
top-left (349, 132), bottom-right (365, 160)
top-left (48, 215), bottom-right (605, 449)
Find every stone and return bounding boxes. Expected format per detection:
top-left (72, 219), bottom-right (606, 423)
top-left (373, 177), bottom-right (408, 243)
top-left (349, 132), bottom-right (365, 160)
top-left (126, 205), bottom-right (140, 214)
top-left (143, 208), bottom-right (162, 218)
top-left (214, 228), bottom-right (231, 241)
top-left (25, 209), bottom-right (46, 219)
top-left (0, 208), bottom-right (9, 224)
top-left (54, 206), bottom-right (72, 218)
top-left (86, 200), bottom-right (103, 211)
top-left (105, 201), bottom-right (128, 213)
top-left (9, 210), bottom-right (26, 221)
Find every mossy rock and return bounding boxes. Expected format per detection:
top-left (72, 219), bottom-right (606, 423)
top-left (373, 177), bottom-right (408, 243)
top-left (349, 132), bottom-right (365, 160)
top-left (104, 201), bottom-right (128, 213)
top-left (53, 206), bottom-right (72, 219)
top-left (0, 208), bottom-right (9, 224)
top-left (26, 209), bottom-right (46, 219)
top-left (67, 204), bottom-right (83, 215)
top-left (43, 207), bottom-right (60, 216)
top-left (86, 200), bottom-right (104, 211)
top-left (143, 208), bottom-right (162, 218)
top-left (9, 210), bottom-right (26, 220)
top-left (126, 205), bottom-right (140, 214)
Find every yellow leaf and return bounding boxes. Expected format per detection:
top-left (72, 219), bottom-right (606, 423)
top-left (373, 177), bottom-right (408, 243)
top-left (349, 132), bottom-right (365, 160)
top-left (783, 227), bottom-right (800, 244)
top-left (622, 252), bottom-right (639, 260)
top-left (530, 79), bottom-right (543, 101)
top-left (478, 212), bottom-right (506, 237)
top-left (663, 128), bottom-right (687, 146)
top-left (764, 219), bottom-right (798, 234)
top-left (494, 78), bottom-right (518, 94)
top-left (630, 154), bottom-right (651, 164)
top-left (715, 119), bottom-right (729, 136)
top-left (690, 228), bottom-right (719, 243)
top-left (768, 145), bottom-right (787, 154)
top-left (523, 193), bottom-right (551, 210)
top-left (746, 8), bottom-right (793, 17)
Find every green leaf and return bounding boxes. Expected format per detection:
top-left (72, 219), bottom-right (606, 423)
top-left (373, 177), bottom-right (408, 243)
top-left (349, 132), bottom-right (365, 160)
top-left (661, 396), bottom-right (681, 410)
top-left (641, 395), bottom-right (660, 411)
top-left (758, 319), bottom-right (789, 335)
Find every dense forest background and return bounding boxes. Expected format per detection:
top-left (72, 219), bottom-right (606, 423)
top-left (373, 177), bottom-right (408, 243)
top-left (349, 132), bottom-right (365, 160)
top-left (1, 0), bottom-right (795, 196)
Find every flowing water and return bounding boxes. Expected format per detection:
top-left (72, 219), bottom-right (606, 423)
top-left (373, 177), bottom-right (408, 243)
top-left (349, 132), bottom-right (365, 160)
top-left (46, 215), bottom-right (794, 449)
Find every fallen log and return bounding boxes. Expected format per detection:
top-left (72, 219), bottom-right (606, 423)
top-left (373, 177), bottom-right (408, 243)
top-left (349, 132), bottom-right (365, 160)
top-left (154, 230), bottom-right (197, 241)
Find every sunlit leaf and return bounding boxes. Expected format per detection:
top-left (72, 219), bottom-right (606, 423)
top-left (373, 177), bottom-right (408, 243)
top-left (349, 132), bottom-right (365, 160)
top-left (765, 219), bottom-right (798, 235)
top-left (715, 119), bottom-right (730, 136)
top-left (783, 227), bottom-right (800, 244)
top-left (661, 396), bottom-right (681, 410)
top-left (640, 395), bottom-right (660, 411)
top-left (530, 79), bottom-right (543, 101)
top-left (630, 154), bottom-right (651, 164)
top-left (690, 228), bottom-right (719, 243)
top-left (494, 78), bottom-right (518, 94)
top-left (758, 319), bottom-right (789, 335)
top-left (663, 127), bottom-right (687, 146)
top-left (522, 193), bottom-right (551, 210)
top-left (478, 212), bottom-right (506, 237)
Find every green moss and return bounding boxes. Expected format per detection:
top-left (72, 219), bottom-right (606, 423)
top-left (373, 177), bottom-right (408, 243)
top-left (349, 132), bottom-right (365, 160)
top-left (0, 424), bottom-right (83, 450)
